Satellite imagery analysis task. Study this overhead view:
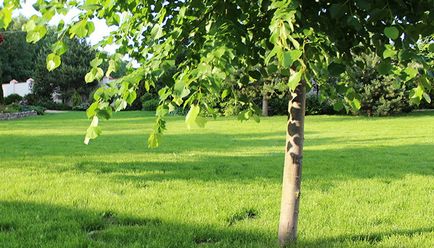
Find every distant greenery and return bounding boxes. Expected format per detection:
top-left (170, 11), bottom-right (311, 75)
top-left (0, 111), bottom-right (433, 247)
top-left (0, 83), bottom-right (3, 104)
top-left (348, 53), bottom-right (414, 116)
top-left (0, 16), bottom-right (128, 108)
top-left (0, 16), bottom-right (36, 84)
top-left (0, 103), bottom-right (45, 115)
top-left (32, 31), bottom-right (98, 105)
top-left (4, 93), bottom-right (22, 105)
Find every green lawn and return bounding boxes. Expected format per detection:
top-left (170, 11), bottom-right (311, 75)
top-left (0, 111), bottom-right (433, 247)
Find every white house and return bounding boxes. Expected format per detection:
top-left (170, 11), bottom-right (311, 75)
top-left (2, 78), bottom-right (34, 98)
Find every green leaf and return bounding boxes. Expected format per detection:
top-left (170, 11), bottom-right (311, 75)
top-left (221, 89), bottom-right (229, 99)
top-left (125, 90), bottom-right (137, 105)
top-left (150, 24), bottom-right (163, 40)
top-left (377, 60), bottom-right (393, 75)
top-left (106, 59), bottom-right (117, 77)
top-left (69, 20), bottom-right (88, 38)
top-left (195, 116), bottom-right (207, 128)
top-left (355, 0), bottom-right (371, 10)
top-left (85, 126), bottom-right (101, 140)
top-left (147, 132), bottom-right (160, 148)
top-left (52, 41), bottom-right (68, 56)
top-left (85, 71), bottom-right (95, 83)
top-left (0, 5), bottom-right (13, 29)
top-left (86, 21), bottom-right (95, 35)
top-left (96, 108), bottom-right (112, 120)
top-left (86, 102), bottom-right (99, 118)
top-left (422, 92), bottom-right (431, 103)
top-left (237, 110), bottom-right (251, 121)
top-left (288, 70), bottom-right (302, 91)
top-left (347, 16), bottom-right (362, 31)
top-left (282, 50), bottom-right (302, 68)
top-left (403, 67), bottom-right (418, 81)
top-left (42, 7), bottom-right (55, 20)
top-left (265, 47), bottom-right (278, 65)
top-left (114, 99), bottom-right (127, 111)
top-left (96, 68), bottom-right (104, 80)
top-left (248, 70), bottom-right (261, 80)
top-left (46, 53), bottom-right (61, 71)
top-left (185, 104), bottom-right (200, 129)
top-left (84, 116), bottom-right (100, 145)
top-left (333, 101), bottom-right (344, 111)
top-left (328, 62), bottom-right (346, 76)
top-left (410, 85), bottom-right (424, 105)
top-left (90, 58), bottom-right (103, 68)
top-left (349, 98), bottom-right (361, 110)
top-left (26, 25), bottom-right (48, 43)
top-left (85, 67), bottom-right (104, 83)
top-left (384, 26), bottom-right (399, 40)
top-left (429, 43), bottom-right (434, 53)
top-left (329, 4), bottom-right (346, 19)
top-left (23, 20), bottom-right (36, 32)
top-left (253, 114), bottom-right (260, 123)
top-left (383, 47), bottom-right (397, 59)
top-left (398, 49), bottom-right (413, 61)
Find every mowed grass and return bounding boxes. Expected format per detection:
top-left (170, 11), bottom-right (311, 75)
top-left (0, 111), bottom-right (433, 247)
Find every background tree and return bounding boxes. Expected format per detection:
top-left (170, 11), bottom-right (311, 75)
top-left (32, 31), bottom-right (97, 104)
top-left (0, 15), bottom-right (35, 84)
top-left (348, 52), bottom-right (414, 116)
top-left (2, 0), bottom-right (432, 246)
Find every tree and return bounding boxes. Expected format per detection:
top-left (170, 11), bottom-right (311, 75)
top-left (2, 0), bottom-right (432, 246)
top-left (0, 16), bottom-right (36, 84)
top-left (32, 30), bottom-right (98, 103)
top-left (348, 52), bottom-right (414, 116)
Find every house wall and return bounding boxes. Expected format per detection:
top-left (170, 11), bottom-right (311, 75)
top-left (2, 81), bottom-right (33, 98)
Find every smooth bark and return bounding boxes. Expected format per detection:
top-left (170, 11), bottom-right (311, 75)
top-left (278, 81), bottom-right (306, 246)
top-left (262, 94), bottom-right (269, 116)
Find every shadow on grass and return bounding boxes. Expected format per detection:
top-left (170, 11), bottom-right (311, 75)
top-left (0, 201), bottom-right (275, 247)
top-left (0, 201), bottom-right (431, 247)
top-left (1, 129), bottom-right (433, 184)
top-left (293, 227), bottom-right (434, 248)
top-left (61, 143), bottom-right (434, 185)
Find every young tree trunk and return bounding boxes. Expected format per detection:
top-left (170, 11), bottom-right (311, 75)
top-left (262, 94), bottom-right (269, 116)
top-left (278, 81), bottom-right (306, 246)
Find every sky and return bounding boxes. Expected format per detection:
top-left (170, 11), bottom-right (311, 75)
top-left (15, 0), bottom-right (118, 54)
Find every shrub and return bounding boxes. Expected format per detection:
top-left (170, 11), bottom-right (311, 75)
top-left (23, 93), bottom-right (39, 105)
top-left (71, 91), bottom-right (82, 107)
top-left (20, 105), bottom-right (46, 115)
top-left (222, 100), bottom-right (242, 116)
top-left (142, 99), bottom-right (159, 111)
top-left (0, 103), bottom-right (20, 113)
top-left (349, 53), bottom-right (414, 116)
top-left (355, 75), bottom-right (413, 116)
top-left (37, 100), bottom-right (72, 110)
top-left (4, 94), bottom-right (23, 105)
top-left (72, 103), bottom-right (90, 111)
top-left (305, 94), bottom-right (335, 115)
top-left (418, 91), bottom-right (434, 109)
top-left (141, 92), bottom-right (154, 102)
top-left (266, 93), bottom-right (335, 116)
top-left (268, 95), bottom-right (289, 116)
top-left (0, 86), bottom-right (3, 104)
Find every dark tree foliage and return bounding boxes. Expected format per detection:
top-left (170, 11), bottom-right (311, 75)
top-left (2, 0), bottom-right (433, 245)
top-left (33, 31), bottom-right (97, 103)
top-left (0, 15), bottom-right (35, 84)
top-left (0, 32), bottom-right (36, 84)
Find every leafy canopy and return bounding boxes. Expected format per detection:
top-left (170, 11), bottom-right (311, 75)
top-left (1, 0), bottom-right (432, 146)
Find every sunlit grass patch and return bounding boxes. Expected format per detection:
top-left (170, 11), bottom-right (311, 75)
top-left (0, 111), bottom-right (433, 247)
